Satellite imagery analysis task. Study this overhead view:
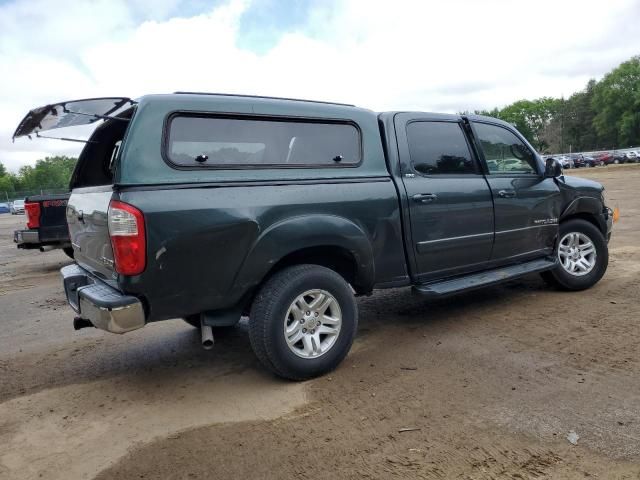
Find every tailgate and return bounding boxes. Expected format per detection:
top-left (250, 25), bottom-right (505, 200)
top-left (66, 186), bottom-right (117, 285)
top-left (27, 194), bottom-right (70, 243)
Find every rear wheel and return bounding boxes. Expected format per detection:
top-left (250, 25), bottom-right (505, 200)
top-left (249, 264), bottom-right (357, 380)
top-left (541, 219), bottom-right (608, 291)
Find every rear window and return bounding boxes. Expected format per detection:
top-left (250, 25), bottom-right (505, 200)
top-left (165, 115), bottom-right (361, 168)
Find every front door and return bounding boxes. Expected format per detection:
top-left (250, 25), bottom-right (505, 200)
top-left (395, 114), bottom-right (494, 282)
top-left (470, 121), bottom-right (561, 263)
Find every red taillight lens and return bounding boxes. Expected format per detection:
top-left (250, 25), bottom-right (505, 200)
top-left (25, 202), bottom-right (41, 229)
top-left (108, 200), bottom-right (146, 275)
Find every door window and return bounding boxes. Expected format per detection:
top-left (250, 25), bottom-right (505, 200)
top-left (406, 121), bottom-right (476, 175)
top-left (474, 123), bottom-right (538, 174)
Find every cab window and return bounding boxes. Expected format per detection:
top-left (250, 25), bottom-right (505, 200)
top-left (474, 123), bottom-right (538, 174)
top-left (406, 121), bottom-right (476, 175)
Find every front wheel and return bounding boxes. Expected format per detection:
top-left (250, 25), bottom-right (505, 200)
top-left (249, 264), bottom-right (357, 380)
top-left (541, 219), bottom-right (608, 291)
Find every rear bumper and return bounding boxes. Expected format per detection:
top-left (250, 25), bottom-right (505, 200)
top-left (14, 229), bottom-right (71, 250)
top-left (61, 264), bottom-right (146, 334)
top-left (14, 229), bottom-right (39, 245)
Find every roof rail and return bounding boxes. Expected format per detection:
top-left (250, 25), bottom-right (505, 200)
top-left (173, 91), bottom-right (355, 107)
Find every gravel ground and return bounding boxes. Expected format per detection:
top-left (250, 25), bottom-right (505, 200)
top-left (1, 165), bottom-right (639, 479)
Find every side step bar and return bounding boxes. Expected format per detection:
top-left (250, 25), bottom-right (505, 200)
top-left (413, 258), bottom-right (557, 298)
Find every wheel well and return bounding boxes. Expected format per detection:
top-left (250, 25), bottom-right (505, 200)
top-left (561, 212), bottom-right (604, 234)
top-left (267, 246), bottom-right (359, 289)
top-left (239, 246), bottom-right (363, 317)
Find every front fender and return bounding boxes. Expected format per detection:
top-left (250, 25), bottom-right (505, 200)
top-left (561, 196), bottom-right (602, 219)
top-left (231, 214), bottom-right (375, 292)
top-left (560, 196), bottom-right (607, 233)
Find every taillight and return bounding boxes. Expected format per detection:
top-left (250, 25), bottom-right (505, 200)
top-left (25, 202), bottom-right (40, 229)
top-left (108, 200), bottom-right (146, 275)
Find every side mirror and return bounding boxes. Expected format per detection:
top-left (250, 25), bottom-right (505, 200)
top-left (544, 157), bottom-right (563, 178)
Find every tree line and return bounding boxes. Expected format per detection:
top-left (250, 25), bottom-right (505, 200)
top-left (0, 156), bottom-right (77, 197)
top-left (471, 56), bottom-right (640, 154)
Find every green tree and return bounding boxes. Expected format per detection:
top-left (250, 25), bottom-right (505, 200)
top-left (592, 56), bottom-right (640, 148)
top-left (563, 79), bottom-right (599, 151)
top-left (17, 156), bottom-right (77, 191)
top-left (0, 175), bottom-right (14, 195)
top-left (0, 161), bottom-right (7, 177)
top-left (474, 99), bottom-right (560, 151)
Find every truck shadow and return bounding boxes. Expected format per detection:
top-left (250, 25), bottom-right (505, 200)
top-left (357, 275), bottom-right (550, 332)
top-left (3, 275), bottom-right (550, 404)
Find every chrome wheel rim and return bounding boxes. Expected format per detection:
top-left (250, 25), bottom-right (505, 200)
top-left (558, 232), bottom-right (597, 277)
top-left (284, 289), bottom-right (342, 359)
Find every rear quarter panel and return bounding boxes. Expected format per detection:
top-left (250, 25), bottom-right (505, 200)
top-left (118, 180), bottom-right (406, 321)
top-left (114, 95), bottom-right (408, 321)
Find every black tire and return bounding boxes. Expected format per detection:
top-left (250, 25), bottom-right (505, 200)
top-left (249, 264), bottom-right (357, 380)
top-left (541, 219), bottom-right (608, 291)
top-left (63, 247), bottom-right (74, 259)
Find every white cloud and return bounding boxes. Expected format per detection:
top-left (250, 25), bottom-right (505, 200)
top-left (1, 0), bottom-right (638, 172)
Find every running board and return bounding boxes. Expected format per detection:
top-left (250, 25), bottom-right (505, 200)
top-left (413, 258), bottom-right (557, 298)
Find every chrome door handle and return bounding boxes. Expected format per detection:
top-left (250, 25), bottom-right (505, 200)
top-left (498, 190), bottom-right (516, 198)
top-left (412, 193), bottom-right (437, 203)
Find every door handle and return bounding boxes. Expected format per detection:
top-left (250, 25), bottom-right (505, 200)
top-left (498, 190), bottom-right (516, 198)
top-left (412, 193), bottom-right (437, 203)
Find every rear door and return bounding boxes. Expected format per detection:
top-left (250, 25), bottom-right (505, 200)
top-left (470, 121), bottom-right (561, 263)
top-left (395, 114), bottom-right (494, 282)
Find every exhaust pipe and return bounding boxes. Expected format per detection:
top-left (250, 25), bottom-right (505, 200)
top-left (201, 322), bottom-right (214, 350)
top-left (73, 316), bottom-right (93, 330)
top-left (40, 246), bottom-right (55, 252)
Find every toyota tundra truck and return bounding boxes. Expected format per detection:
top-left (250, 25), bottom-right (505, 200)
top-left (12, 94), bottom-right (615, 380)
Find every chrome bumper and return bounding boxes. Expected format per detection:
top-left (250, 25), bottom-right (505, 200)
top-left (61, 264), bottom-right (146, 334)
top-left (14, 229), bottom-right (39, 244)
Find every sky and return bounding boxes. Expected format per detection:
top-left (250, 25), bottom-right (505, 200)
top-left (0, 0), bottom-right (639, 172)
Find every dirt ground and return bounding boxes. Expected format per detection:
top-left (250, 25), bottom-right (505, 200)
top-left (1, 166), bottom-right (639, 480)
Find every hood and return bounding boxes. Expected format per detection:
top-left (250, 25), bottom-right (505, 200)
top-left (561, 175), bottom-right (604, 196)
top-left (12, 97), bottom-right (133, 140)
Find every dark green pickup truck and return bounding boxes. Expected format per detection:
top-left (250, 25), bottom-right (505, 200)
top-left (13, 94), bottom-right (615, 379)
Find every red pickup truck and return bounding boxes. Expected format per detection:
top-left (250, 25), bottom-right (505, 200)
top-left (14, 193), bottom-right (73, 258)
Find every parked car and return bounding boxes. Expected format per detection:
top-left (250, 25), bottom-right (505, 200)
top-left (557, 155), bottom-right (574, 169)
top-left (13, 194), bottom-right (73, 257)
top-left (10, 199), bottom-right (25, 214)
top-left (583, 155), bottom-right (598, 168)
top-left (13, 94), bottom-right (616, 380)
top-left (626, 151), bottom-right (639, 163)
top-left (595, 152), bottom-right (613, 165)
top-left (571, 154), bottom-right (585, 168)
top-left (0, 203), bottom-right (10, 214)
top-left (612, 152), bottom-right (627, 164)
